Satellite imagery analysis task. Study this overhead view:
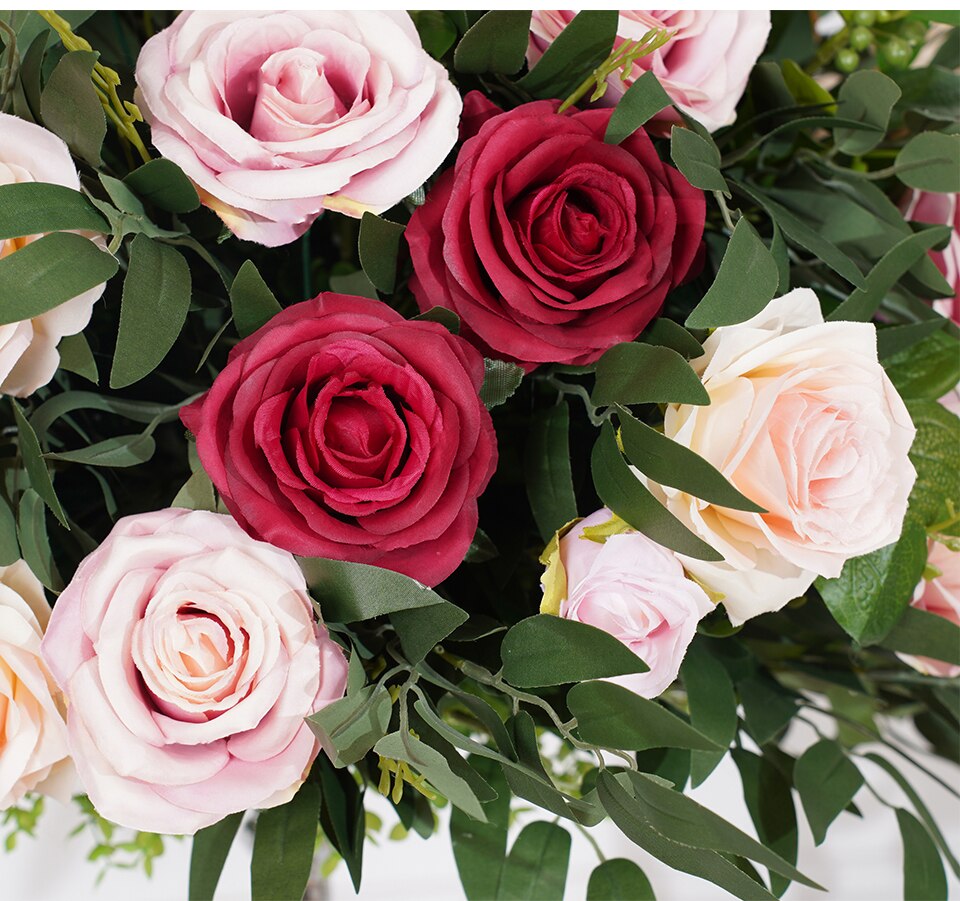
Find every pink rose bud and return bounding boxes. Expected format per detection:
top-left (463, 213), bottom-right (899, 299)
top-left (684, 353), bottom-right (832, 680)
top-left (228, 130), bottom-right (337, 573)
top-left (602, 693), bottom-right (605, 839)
top-left (899, 541), bottom-right (960, 678)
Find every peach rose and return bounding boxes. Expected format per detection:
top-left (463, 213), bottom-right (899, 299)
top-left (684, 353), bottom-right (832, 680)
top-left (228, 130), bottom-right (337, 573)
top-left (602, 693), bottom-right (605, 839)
top-left (900, 189), bottom-right (959, 323)
top-left (528, 11), bottom-right (771, 132)
top-left (41, 509), bottom-right (347, 835)
top-left (644, 288), bottom-right (917, 625)
top-left (899, 541), bottom-right (960, 678)
top-left (0, 560), bottom-right (72, 809)
top-left (135, 11), bottom-right (461, 246)
top-left (0, 113), bottom-right (107, 396)
top-left (541, 508), bottom-right (713, 698)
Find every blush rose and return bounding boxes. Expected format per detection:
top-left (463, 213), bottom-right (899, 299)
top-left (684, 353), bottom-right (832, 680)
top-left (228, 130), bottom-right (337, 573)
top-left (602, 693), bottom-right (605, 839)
top-left (41, 509), bottom-right (347, 835)
top-left (899, 541), bottom-right (960, 678)
top-left (900, 189), bottom-right (959, 323)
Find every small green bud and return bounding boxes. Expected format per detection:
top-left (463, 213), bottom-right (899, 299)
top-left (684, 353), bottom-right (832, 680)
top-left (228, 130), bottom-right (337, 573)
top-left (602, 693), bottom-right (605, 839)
top-left (836, 48), bottom-right (860, 72)
top-left (901, 19), bottom-right (928, 46)
top-left (852, 10), bottom-right (877, 26)
top-left (883, 36), bottom-right (912, 68)
top-left (849, 25), bottom-right (873, 51)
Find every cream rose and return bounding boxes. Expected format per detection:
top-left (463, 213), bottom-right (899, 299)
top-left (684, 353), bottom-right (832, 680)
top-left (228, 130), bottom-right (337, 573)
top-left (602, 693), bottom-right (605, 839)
top-left (645, 288), bottom-right (917, 625)
top-left (0, 560), bottom-right (72, 809)
top-left (0, 113), bottom-right (107, 397)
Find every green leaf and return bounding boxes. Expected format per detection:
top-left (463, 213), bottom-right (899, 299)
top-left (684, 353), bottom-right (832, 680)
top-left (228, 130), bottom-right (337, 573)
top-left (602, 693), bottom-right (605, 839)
top-left (905, 399), bottom-right (960, 528)
top-left (878, 606), bottom-right (960, 668)
top-left (0, 182), bottom-right (110, 239)
top-left (0, 496), bottom-right (19, 566)
top-left (391, 601), bottom-right (469, 664)
top-left (897, 132), bottom-right (960, 193)
top-left (893, 66), bottom-right (960, 122)
top-left (568, 681), bottom-right (722, 752)
top-left (885, 330), bottom-right (960, 400)
top-left (45, 433), bottom-right (155, 468)
top-left (686, 219), bottom-right (779, 329)
top-left (453, 10), bottom-right (530, 75)
top-left (307, 684), bottom-right (392, 768)
top-left (670, 126), bottom-right (728, 194)
top-left (605, 71), bottom-right (672, 144)
top-left (781, 59), bottom-right (836, 112)
top-left (16, 488), bottom-right (61, 591)
top-left (13, 400), bottom-right (67, 528)
top-left (123, 159), bottom-right (200, 213)
top-left (358, 213), bottom-right (405, 294)
top-left (230, 260), bottom-right (281, 339)
top-left (834, 70), bottom-right (901, 155)
top-left (299, 556), bottom-right (446, 623)
top-left (0, 232), bottom-right (117, 325)
top-left (480, 358), bottom-right (524, 409)
top-left (110, 235), bottom-right (191, 389)
top-left (739, 675), bottom-right (798, 746)
top-left (618, 408), bottom-right (764, 513)
top-left (516, 10), bottom-right (618, 100)
top-left (897, 809), bottom-right (948, 901)
top-left (40, 50), bottom-right (105, 166)
top-left (316, 757), bottom-right (365, 890)
top-left (250, 782), bottom-right (320, 901)
top-left (593, 343), bottom-right (708, 407)
top-left (329, 268), bottom-right (378, 299)
top-left (586, 858), bottom-right (655, 901)
top-left (189, 812), bottom-right (243, 901)
top-left (414, 306), bottom-right (460, 333)
top-left (172, 469), bottom-right (217, 512)
top-left (412, 11), bottom-right (459, 59)
top-left (641, 319), bottom-right (704, 359)
top-left (591, 422), bottom-right (723, 562)
top-left (877, 320), bottom-right (948, 360)
top-left (794, 740), bottom-right (863, 846)
top-left (681, 642), bottom-right (738, 787)
top-left (501, 615), bottom-right (649, 688)
top-left (495, 821), bottom-right (571, 901)
top-left (57, 332), bottom-right (98, 385)
top-left (524, 402), bottom-right (578, 542)
top-left (817, 516), bottom-right (929, 646)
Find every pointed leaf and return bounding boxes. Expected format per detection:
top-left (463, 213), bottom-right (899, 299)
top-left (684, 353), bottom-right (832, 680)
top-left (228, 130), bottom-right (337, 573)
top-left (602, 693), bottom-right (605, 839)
top-left (453, 10), bottom-right (531, 75)
top-left (496, 821), bottom-right (571, 901)
top-left (250, 783), bottom-right (320, 901)
top-left (359, 213), bottom-right (405, 293)
top-left (587, 858), bottom-right (655, 900)
top-left (593, 343), bottom-right (709, 407)
top-left (525, 401), bottom-right (578, 542)
top-left (230, 260), bottom-right (281, 338)
top-left (605, 71), bottom-right (672, 144)
top-left (189, 812), bottom-right (243, 901)
top-left (794, 740), bottom-right (863, 845)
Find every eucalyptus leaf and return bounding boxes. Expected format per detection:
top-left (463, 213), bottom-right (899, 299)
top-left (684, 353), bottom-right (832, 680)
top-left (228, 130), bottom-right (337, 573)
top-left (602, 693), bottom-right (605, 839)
top-left (587, 858), bottom-right (655, 901)
top-left (681, 642), bottom-right (738, 786)
top-left (897, 132), bottom-right (960, 194)
top-left (0, 496), bottom-right (19, 566)
top-left (496, 821), bottom-right (571, 901)
top-left (12, 400), bottom-right (67, 528)
top-left (793, 740), bottom-right (863, 845)
top-left (0, 182), bottom-right (109, 239)
top-left (189, 813), bottom-right (243, 901)
top-left (897, 809), bottom-right (948, 901)
top-left (40, 50), bottom-right (105, 166)
top-left (391, 601), bottom-right (469, 664)
top-left (16, 488), bottom-right (61, 591)
top-left (834, 70), bottom-right (901, 155)
top-left (45, 433), bottom-right (155, 468)
top-left (57, 332), bottom-right (98, 385)
top-left (250, 783), bottom-right (320, 901)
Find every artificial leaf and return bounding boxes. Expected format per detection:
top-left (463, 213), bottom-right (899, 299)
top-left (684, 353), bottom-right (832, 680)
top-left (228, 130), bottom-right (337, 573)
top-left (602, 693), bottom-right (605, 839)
top-left (308, 684), bottom-right (392, 768)
top-left (879, 606), bottom-right (960, 668)
top-left (0, 182), bottom-right (109, 239)
top-left (453, 10), bottom-right (530, 75)
top-left (56, 332), bottom-right (98, 385)
top-left (358, 213), bottom-right (405, 293)
top-left (45, 433), bottom-right (155, 468)
top-left (681, 642), bottom-right (738, 786)
top-left (391, 601), bottom-right (469, 663)
top-left (480, 358), bottom-right (524, 409)
top-left (641, 319), bottom-right (704, 359)
top-left (885, 330), bottom-right (960, 401)
top-left (671, 126), bottom-right (728, 194)
top-left (12, 400), bottom-right (67, 528)
top-left (316, 757), bottom-right (365, 890)
top-left (834, 70), bottom-right (901, 155)
top-left (0, 496), bottom-right (19, 566)
top-left (40, 50), bottom-right (105, 166)
top-left (172, 469), bottom-right (217, 512)
top-left (593, 343), bottom-right (708, 406)
top-left (904, 399), bottom-right (960, 529)
top-left (124, 159), bottom-right (200, 213)
top-left (496, 821), bottom-right (571, 901)
top-left (897, 809), bottom-right (948, 901)
top-left (794, 740), bottom-right (863, 845)
top-left (16, 488), bottom-right (61, 591)
top-left (250, 783), bottom-right (320, 901)
top-left (524, 401), bottom-right (578, 542)
top-left (605, 71), bottom-right (672, 144)
top-left (739, 674), bottom-right (798, 746)
top-left (896, 132), bottom-right (960, 193)
top-left (412, 11), bottom-right (458, 59)
top-left (230, 260), bottom-right (281, 338)
top-left (587, 858), bottom-right (655, 900)
top-left (189, 813), bottom-right (243, 901)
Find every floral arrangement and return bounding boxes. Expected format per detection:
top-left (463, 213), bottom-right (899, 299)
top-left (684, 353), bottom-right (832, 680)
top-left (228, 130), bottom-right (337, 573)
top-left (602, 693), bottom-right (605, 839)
top-left (0, 9), bottom-right (958, 901)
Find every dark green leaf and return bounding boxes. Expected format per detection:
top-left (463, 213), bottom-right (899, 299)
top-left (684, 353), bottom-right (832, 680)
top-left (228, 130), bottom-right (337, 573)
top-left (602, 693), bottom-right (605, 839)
top-left (681, 642), bottom-right (738, 786)
top-left (634, 747), bottom-right (690, 791)
top-left (358, 213), bottom-right (405, 294)
top-left (525, 402), bottom-right (578, 542)
top-left (897, 809), bottom-right (948, 901)
top-left (605, 71), bottom-right (672, 144)
top-left (57, 332), bottom-right (98, 385)
top-left (230, 260), bottom-right (281, 338)
top-left (189, 813), bottom-right (243, 901)
top-left (391, 601), bottom-right (469, 664)
top-left (0, 497), bottom-right (19, 566)
top-left (897, 132), bottom-right (960, 193)
top-left (671, 126), bottom-right (728, 194)
top-left (480, 358), bottom-right (524, 409)
top-left (412, 11), bottom-right (459, 59)
top-left (13, 400), bottom-right (67, 528)
top-left (316, 757), bottom-right (365, 890)
top-left (568, 681), bottom-right (721, 752)
top-left (250, 782), bottom-right (320, 901)
top-left (879, 607), bottom-right (960, 668)
top-left (893, 66), bottom-right (960, 122)
top-left (516, 10), bottom-right (618, 100)
top-left (885, 330), bottom-right (960, 400)
top-left (905, 399), bottom-right (960, 528)
top-left (794, 740), bottom-right (863, 845)
top-left (0, 182), bottom-right (109, 239)
top-left (16, 31), bottom-right (46, 123)
top-left (110, 235), bottom-right (191, 389)
top-left (587, 858), bottom-right (655, 900)
top-left (16, 489), bottom-right (61, 591)
top-left (591, 422), bottom-right (723, 561)
top-left (593, 343), bottom-right (708, 407)
top-left (172, 469), bottom-right (217, 512)
top-left (686, 219), bottom-right (779, 329)
top-left (641, 319), bottom-right (704, 359)
top-left (501, 615), bottom-right (649, 688)
top-left (834, 70), bottom-right (901, 155)
top-left (45, 433), bottom-right (155, 468)
top-left (496, 821), bottom-right (571, 901)
top-left (124, 159), bottom-right (200, 213)
top-left (413, 306), bottom-right (460, 333)
top-left (0, 232), bottom-right (117, 326)
top-left (817, 516), bottom-right (929, 646)
top-left (453, 10), bottom-right (530, 75)
top-left (40, 50), bottom-right (105, 166)
top-left (878, 320), bottom-right (948, 360)
top-left (328, 268), bottom-right (378, 298)
top-left (739, 675), bottom-right (798, 746)
top-left (308, 684), bottom-right (392, 768)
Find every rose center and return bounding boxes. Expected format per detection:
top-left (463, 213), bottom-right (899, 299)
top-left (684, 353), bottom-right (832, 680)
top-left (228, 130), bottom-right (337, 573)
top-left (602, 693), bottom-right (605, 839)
top-left (324, 393), bottom-right (395, 460)
top-left (171, 607), bottom-right (234, 679)
top-left (557, 191), bottom-right (603, 255)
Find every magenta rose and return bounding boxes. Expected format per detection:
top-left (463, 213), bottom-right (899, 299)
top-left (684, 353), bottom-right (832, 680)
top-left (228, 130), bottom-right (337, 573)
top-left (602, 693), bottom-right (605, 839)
top-left (181, 294), bottom-right (497, 586)
top-left (406, 97), bottom-right (705, 368)
top-left (41, 509), bottom-right (347, 835)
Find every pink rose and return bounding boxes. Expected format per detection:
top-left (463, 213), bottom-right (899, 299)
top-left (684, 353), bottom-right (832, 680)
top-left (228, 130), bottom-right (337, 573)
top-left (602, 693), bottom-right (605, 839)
top-left (135, 11), bottom-right (461, 246)
top-left (900, 189), bottom-right (960, 323)
top-left (528, 11), bottom-right (771, 132)
top-left (41, 509), bottom-right (348, 835)
top-left (542, 509), bottom-right (713, 698)
top-left (0, 113), bottom-right (107, 396)
top-left (899, 541), bottom-right (960, 678)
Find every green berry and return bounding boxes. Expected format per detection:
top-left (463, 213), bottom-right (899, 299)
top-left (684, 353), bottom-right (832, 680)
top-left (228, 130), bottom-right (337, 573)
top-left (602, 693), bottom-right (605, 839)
top-left (852, 10), bottom-right (877, 26)
top-left (901, 19), bottom-right (928, 46)
top-left (836, 48), bottom-right (860, 72)
top-left (883, 36), bottom-right (912, 68)
top-left (849, 25), bottom-right (873, 51)
top-left (876, 10), bottom-right (893, 23)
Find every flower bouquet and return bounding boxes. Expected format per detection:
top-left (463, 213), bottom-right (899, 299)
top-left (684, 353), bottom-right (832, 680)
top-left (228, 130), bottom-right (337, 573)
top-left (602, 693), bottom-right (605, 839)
top-left (0, 8), bottom-right (958, 901)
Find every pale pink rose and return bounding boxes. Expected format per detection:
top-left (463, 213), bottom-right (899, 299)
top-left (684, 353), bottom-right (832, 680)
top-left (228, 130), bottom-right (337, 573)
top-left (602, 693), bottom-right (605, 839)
top-left (135, 11), bottom-right (461, 247)
top-left (899, 541), bottom-right (960, 678)
top-left (41, 509), bottom-right (347, 835)
top-left (528, 11), bottom-right (771, 132)
top-left (0, 560), bottom-right (72, 809)
top-left (0, 113), bottom-right (107, 396)
top-left (644, 288), bottom-right (917, 625)
top-left (900, 189), bottom-right (959, 323)
top-left (545, 508), bottom-right (713, 698)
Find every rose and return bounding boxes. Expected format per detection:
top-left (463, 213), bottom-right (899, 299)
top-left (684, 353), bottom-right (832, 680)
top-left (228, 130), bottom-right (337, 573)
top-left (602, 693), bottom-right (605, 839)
top-left (135, 11), bottom-right (461, 247)
top-left (0, 113), bottom-right (107, 396)
top-left (0, 560), bottom-right (72, 809)
top-left (541, 509), bottom-right (713, 698)
top-left (899, 541), bottom-right (960, 678)
top-left (528, 11), bottom-right (771, 132)
top-left (643, 288), bottom-right (917, 625)
top-left (181, 294), bottom-right (497, 587)
top-left (406, 97), bottom-right (705, 367)
top-left (40, 509), bottom-right (347, 834)
top-left (900, 189), bottom-right (959, 323)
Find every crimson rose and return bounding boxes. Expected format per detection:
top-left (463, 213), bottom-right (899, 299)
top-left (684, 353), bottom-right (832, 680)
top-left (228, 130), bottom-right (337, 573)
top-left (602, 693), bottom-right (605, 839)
top-left (406, 95), bottom-right (706, 367)
top-left (181, 294), bottom-right (497, 586)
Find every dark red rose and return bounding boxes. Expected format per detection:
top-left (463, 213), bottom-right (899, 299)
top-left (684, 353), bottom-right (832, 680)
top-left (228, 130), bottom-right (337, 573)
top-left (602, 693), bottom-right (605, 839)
top-left (407, 94), bottom-right (706, 367)
top-left (181, 294), bottom-right (498, 586)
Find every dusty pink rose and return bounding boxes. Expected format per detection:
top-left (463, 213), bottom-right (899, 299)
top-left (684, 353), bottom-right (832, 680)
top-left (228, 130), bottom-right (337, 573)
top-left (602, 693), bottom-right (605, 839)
top-left (135, 11), bottom-right (461, 246)
top-left (528, 11), bottom-right (771, 132)
top-left (899, 541), bottom-right (960, 678)
top-left (0, 113), bottom-right (107, 396)
top-left (900, 189), bottom-right (959, 323)
top-left (542, 508), bottom-right (713, 698)
top-left (41, 509), bottom-right (347, 834)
